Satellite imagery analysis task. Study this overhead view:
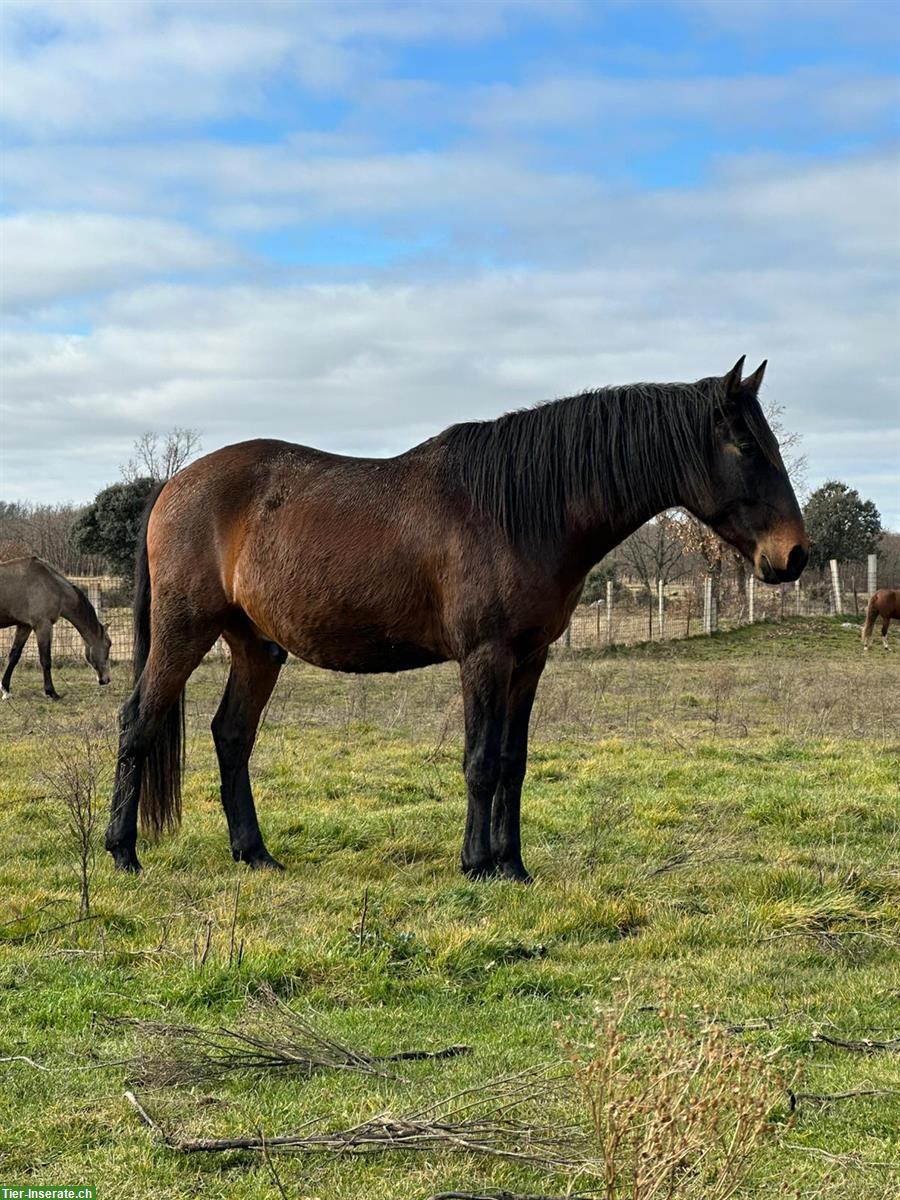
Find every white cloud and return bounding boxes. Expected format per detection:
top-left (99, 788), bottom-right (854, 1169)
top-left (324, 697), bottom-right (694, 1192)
top-left (0, 0), bottom-right (576, 134)
top-left (3, 253), bottom-right (896, 521)
top-left (1, 1), bottom-right (896, 526)
top-left (0, 213), bottom-right (234, 310)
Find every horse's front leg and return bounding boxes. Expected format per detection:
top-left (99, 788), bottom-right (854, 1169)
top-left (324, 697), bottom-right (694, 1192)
top-left (459, 644), bottom-right (514, 879)
top-left (491, 648), bottom-right (548, 883)
top-left (34, 621), bottom-right (59, 699)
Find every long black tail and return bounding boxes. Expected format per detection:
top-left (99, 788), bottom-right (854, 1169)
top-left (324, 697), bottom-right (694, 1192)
top-left (133, 482), bottom-right (184, 838)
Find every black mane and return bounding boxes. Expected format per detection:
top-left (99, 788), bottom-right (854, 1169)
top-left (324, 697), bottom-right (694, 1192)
top-left (440, 377), bottom-right (736, 544)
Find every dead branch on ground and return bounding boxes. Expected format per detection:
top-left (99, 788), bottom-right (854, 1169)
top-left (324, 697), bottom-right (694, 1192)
top-left (120, 984), bottom-right (471, 1086)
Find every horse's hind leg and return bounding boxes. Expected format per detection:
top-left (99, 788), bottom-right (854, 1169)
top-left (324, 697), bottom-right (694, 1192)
top-left (106, 627), bottom-right (217, 872)
top-left (882, 617), bottom-right (891, 649)
top-left (34, 620), bottom-right (58, 699)
top-left (862, 608), bottom-right (875, 649)
top-left (1, 624), bottom-right (31, 697)
top-left (212, 630), bottom-right (286, 869)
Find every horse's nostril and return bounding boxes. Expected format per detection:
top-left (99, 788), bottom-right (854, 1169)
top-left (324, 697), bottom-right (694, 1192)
top-left (787, 544), bottom-right (808, 576)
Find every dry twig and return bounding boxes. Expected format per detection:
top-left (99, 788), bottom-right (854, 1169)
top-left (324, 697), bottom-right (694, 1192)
top-left (789, 1087), bottom-right (900, 1110)
top-left (121, 986), bottom-right (471, 1086)
top-left (122, 1067), bottom-right (585, 1170)
top-left (810, 1032), bottom-right (900, 1054)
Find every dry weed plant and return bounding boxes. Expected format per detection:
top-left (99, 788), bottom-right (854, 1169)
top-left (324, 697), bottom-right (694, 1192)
top-left (42, 721), bottom-right (110, 918)
top-left (562, 997), bottom-right (795, 1200)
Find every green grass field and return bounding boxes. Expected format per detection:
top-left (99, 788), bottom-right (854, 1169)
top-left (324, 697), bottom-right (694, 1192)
top-left (1, 617), bottom-right (898, 1199)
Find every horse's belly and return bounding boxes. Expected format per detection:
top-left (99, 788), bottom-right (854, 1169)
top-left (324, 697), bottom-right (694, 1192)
top-left (289, 629), bottom-right (447, 674)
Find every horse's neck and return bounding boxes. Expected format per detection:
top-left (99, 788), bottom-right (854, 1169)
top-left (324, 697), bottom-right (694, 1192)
top-left (60, 588), bottom-right (102, 645)
top-left (553, 498), bottom-right (673, 590)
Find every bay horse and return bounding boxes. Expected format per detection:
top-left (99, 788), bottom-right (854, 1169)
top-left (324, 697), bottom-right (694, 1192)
top-left (0, 557), bottom-right (112, 699)
top-left (862, 589), bottom-right (899, 649)
top-left (105, 357), bottom-right (807, 878)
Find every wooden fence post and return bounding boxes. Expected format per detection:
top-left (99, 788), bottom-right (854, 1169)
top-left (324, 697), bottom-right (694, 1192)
top-left (795, 578), bottom-right (802, 616)
top-left (868, 553), bottom-right (878, 597)
top-left (606, 579), bottom-right (613, 646)
top-left (747, 573), bottom-right (755, 624)
top-left (829, 559), bottom-right (842, 615)
top-left (703, 575), bottom-right (714, 635)
top-left (657, 578), bottom-right (665, 640)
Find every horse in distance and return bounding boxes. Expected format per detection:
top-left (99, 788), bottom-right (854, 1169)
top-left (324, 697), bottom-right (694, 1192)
top-left (105, 356), bottom-right (808, 879)
top-left (0, 557), bottom-right (112, 699)
top-left (862, 588), bottom-right (899, 650)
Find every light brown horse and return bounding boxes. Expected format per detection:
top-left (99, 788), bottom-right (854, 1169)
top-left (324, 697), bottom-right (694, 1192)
top-left (105, 357), bottom-right (808, 877)
top-left (0, 556), bottom-right (112, 699)
top-left (862, 588), bottom-right (899, 650)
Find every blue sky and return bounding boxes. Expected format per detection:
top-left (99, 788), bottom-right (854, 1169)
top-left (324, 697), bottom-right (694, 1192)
top-left (1, 0), bottom-right (898, 526)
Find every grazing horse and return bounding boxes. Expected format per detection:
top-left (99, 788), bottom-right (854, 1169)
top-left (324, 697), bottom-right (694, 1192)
top-left (862, 589), bottom-right (899, 650)
top-left (0, 557), bottom-right (112, 699)
top-left (105, 357), bottom-right (807, 878)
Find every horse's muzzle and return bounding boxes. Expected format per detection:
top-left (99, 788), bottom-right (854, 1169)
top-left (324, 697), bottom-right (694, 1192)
top-left (758, 544), bottom-right (808, 584)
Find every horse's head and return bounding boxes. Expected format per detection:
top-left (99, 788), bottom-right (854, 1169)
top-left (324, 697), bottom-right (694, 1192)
top-left (86, 624), bottom-right (112, 685)
top-left (687, 357), bottom-right (808, 584)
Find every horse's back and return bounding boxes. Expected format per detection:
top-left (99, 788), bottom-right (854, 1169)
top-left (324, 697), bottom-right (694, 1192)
top-left (874, 588), bottom-right (900, 618)
top-left (0, 555), bottom-right (66, 626)
top-left (146, 439), bottom-right (455, 669)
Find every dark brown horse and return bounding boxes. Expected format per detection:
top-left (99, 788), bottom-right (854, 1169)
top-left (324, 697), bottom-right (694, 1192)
top-left (862, 589), bottom-right (899, 650)
top-left (1, 556), bottom-right (111, 699)
top-left (105, 357), bottom-right (807, 877)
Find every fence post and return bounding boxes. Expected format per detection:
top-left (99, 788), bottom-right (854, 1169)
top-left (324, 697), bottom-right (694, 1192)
top-left (711, 578), bottom-right (718, 632)
top-left (657, 578), bottom-right (665, 640)
top-left (868, 553), bottom-right (878, 597)
top-left (747, 573), bottom-right (755, 624)
top-left (795, 578), bottom-right (802, 616)
top-left (564, 622), bottom-right (572, 649)
top-left (703, 575), bottom-right (713, 635)
top-left (606, 580), bottom-right (613, 646)
top-left (829, 559), bottom-right (842, 615)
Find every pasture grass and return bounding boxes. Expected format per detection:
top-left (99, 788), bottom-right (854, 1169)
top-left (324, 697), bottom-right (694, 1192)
top-left (0, 617), bottom-right (898, 1198)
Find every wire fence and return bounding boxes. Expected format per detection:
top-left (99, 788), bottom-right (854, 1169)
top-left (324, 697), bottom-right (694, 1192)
top-left (0, 558), bottom-right (881, 665)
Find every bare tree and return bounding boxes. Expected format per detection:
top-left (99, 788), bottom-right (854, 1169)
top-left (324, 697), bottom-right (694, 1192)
top-left (764, 398), bottom-right (807, 497)
top-left (614, 514), bottom-right (688, 595)
top-left (0, 501), bottom-right (105, 574)
top-left (122, 427), bottom-right (202, 483)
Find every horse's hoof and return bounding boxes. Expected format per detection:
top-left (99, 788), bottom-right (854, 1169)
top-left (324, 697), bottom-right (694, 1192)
top-left (45, 691), bottom-right (61, 701)
top-left (246, 852), bottom-right (285, 871)
top-left (110, 849), bottom-right (143, 873)
top-left (497, 860), bottom-right (533, 884)
top-left (0, 687), bottom-right (9, 701)
top-left (461, 859), bottom-right (498, 882)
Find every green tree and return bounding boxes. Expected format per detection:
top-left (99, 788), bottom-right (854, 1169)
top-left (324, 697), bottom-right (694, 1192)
top-left (581, 560), bottom-right (618, 604)
top-left (72, 478), bottom-right (157, 579)
top-left (803, 480), bottom-right (882, 570)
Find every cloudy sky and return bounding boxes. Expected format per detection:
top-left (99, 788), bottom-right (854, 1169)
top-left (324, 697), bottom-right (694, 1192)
top-left (1, 0), bottom-right (898, 525)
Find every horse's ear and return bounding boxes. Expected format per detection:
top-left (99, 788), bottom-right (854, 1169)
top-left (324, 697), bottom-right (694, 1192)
top-left (723, 356), bottom-right (745, 396)
top-left (743, 359), bottom-right (767, 395)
